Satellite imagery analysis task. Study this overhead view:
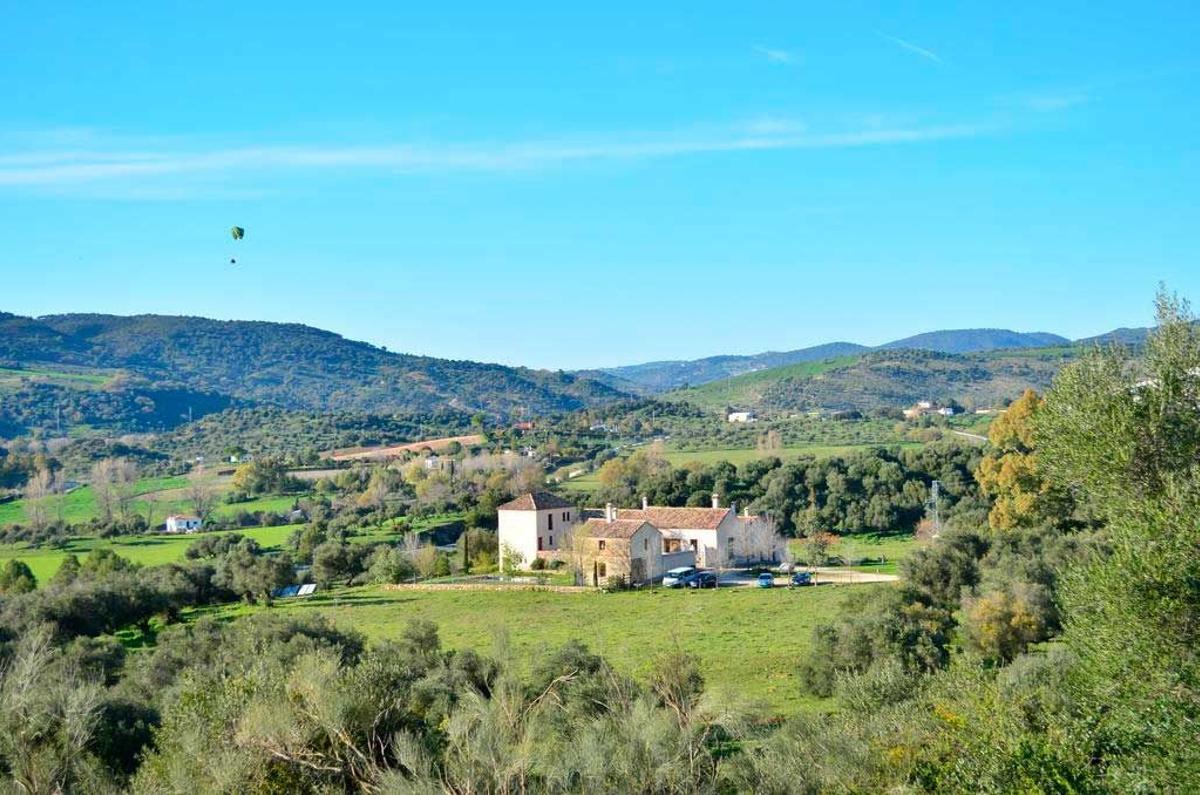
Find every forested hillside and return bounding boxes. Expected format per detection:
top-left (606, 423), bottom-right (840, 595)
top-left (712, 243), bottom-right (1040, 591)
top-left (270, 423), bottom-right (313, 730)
top-left (596, 341), bottom-right (868, 392)
top-left (600, 328), bottom-right (1075, 392)
top-left (672, 347), bottom-right (1076, 412)
top-left (878, 328), bottom-right (1069, 353)
top-left (0, 312), bottom-right (629, 436)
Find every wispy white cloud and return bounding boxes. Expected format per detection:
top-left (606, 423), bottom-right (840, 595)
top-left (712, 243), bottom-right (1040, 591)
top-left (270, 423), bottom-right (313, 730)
top-left (0, 119), bottom-right (990, 195)
top-left (753, 45), bottom-right (797, 65)
top-left (1021, 92), bottom-right (1089, 111)
top-left (876, 31), bottom-right (942, 64)
top-left (740, 116), bottom-right (808, 135)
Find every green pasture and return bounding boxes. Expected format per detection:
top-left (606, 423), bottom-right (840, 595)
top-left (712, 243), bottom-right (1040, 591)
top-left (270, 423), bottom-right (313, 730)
top-left (0, 511), bottom-right (464, 585)
top-left (790, 531), bottom-right (922, 575)
top-left (0, 365), bottom-right (114, 389)
top-left (197, 581), bottom-right (875, 716)
top-left (0, 524), bottom-right (304, 583)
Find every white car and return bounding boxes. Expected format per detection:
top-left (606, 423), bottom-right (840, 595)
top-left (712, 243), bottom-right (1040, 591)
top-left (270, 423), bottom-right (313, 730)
top-left (663, 566), bottom-right (698, 588)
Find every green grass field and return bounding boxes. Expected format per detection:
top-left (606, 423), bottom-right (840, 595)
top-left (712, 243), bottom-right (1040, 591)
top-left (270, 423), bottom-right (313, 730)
top-left (0, 476), bottom-right (305, 528)
top-left (0, 365), bottom-right (114, 389)
top-left (0, 512), bottom-right (464, 585)
top-left (790, 531), bottom-right (921, 575)
top-left (196, 581), bottom-right (873, 715)
top-left (0, 476), bottom-right (187, 526)
top-left (0, 524), bottom-right (305, 583)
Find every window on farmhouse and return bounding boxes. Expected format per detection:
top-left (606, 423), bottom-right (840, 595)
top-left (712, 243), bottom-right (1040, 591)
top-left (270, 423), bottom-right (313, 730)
top-left (644, 538), bottom-right (648, 551)
top-left (597, 562), bottom-right (607, 578)
top-left (598, 540), bottom-right (606, 550)
top-left (537, 537), bottom-right (543, 551)
top-left (548, 535), bottom-right (553, 546)
top-left (548, 514), bottom-right (554, 530)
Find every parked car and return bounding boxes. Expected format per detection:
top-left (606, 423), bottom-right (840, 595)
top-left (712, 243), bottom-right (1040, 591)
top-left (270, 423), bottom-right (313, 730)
top-left (687, 570), bottom-right (718, 589)
top-left (790, 571), bottom-right (813, 587)
top-left (757, 572), bottom-right (775, 588)
top-left (663, 566), bottom-right (697, 588)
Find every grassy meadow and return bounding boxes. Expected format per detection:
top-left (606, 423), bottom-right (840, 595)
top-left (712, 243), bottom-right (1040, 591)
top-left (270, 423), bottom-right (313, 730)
top-left (790, 531), bottom-right (922, 575)
top-left (195, 581), bottom-right (873, 716)
top-left (0, 511), bottom-right (465, 585)
top-left (0, 364), bottom-right (115, 389)
top-left (0, 475), bottom-right (302, 528)
top-left (0, 524), bottom-right (304, 583)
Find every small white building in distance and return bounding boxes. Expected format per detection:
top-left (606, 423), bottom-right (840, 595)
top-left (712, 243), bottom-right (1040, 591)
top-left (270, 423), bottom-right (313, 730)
top-left (727, 411), bottom-right (756, 423)
top-left (165, 515), bottom-right (203, 534)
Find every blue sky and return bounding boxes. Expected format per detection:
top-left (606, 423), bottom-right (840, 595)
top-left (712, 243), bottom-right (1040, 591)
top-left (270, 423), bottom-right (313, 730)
top-left (1, 2), bottom-right (1197, 369)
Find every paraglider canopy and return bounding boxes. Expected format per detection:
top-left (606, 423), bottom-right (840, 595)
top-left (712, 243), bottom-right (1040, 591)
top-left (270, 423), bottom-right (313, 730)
top-left (230, 226), bottom-right (245, 241)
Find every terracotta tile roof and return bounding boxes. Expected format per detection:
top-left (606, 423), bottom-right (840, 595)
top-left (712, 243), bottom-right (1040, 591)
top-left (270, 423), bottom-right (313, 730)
top-left (616, 506), bottom-right (731, 530)
top-left (580, 518), bottom-right (651, 539)
top-left (497, 491), bottom-right (576, 511)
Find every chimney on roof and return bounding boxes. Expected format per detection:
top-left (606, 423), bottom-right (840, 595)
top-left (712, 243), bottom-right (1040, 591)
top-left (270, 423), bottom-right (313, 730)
top-left (712, 493), bottom-right (720, 509)
top-left (731, 501), bottom-right (737, 516)
top-left (642, 495), bottom-right (649, 511)
top-left (605, 502), bottom-right (614, 523)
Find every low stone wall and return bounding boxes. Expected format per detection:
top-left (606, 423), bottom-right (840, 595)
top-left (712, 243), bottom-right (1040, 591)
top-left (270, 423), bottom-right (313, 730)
top-left (382, 582), bottom-right (588, 594)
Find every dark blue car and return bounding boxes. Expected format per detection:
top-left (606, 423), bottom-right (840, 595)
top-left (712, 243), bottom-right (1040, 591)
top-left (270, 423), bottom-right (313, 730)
top-left (790, 571), bottom-right (813, 586)
top-left (687, 571), bottom-right (718, 589)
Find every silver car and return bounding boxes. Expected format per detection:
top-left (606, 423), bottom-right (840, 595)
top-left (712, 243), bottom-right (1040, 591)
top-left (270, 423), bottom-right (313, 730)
top-left (663, 566), bottom-right (697, 587)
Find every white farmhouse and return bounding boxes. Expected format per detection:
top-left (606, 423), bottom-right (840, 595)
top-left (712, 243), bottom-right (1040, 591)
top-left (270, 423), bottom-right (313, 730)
top-left (165, 514), bottom-right (203, 534)
top-left (727, 411), bottom-right (756, 423)
top-left (616, 494), bottom-right (746, 568)
top-left (497, 491), bottom-right (578, 569)
top-left (496, 492), bottom-right (763, 583)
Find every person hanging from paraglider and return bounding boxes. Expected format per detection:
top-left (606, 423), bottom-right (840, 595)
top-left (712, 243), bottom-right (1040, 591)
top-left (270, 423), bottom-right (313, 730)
top-left (229, 226), bottom-right (244, 264)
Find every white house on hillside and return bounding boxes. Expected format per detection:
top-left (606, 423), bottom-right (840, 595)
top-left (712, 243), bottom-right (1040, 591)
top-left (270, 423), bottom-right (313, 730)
top-left (165, 515), bottom-right (203, 534)
top-left (727, 411), bottom-right (756, 423)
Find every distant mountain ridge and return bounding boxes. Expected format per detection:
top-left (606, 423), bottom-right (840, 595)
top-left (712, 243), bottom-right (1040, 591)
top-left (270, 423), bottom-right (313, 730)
top-left (0, 311), bottom-right (630, 437)
top-left (878, 329), bottom-right (1070, 354)
top-left (600, 328), bottom-right (1075, 393)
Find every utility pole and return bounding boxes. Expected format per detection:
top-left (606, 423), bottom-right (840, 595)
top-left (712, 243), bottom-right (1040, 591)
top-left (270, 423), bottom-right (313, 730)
top-left (925, 480), bottom-right (942, 537)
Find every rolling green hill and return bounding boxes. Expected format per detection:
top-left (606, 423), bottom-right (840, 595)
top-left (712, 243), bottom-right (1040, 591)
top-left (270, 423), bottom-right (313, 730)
top-left (599, 327), bottom-right (1136, 393)
top-left (667, 357), bottom-right (858, 411)
top-left (0, 311), bottom-right (630, 437)
top-left (670, 346), bottom-right (1077, 413)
